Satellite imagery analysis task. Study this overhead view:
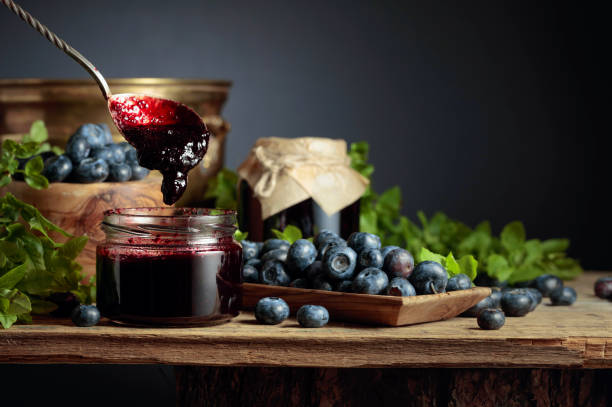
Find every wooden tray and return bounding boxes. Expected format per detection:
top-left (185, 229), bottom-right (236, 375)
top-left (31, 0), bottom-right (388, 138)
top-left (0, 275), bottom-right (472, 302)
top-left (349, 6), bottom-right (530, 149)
top-left (242, 283), bottom-right (492, 326)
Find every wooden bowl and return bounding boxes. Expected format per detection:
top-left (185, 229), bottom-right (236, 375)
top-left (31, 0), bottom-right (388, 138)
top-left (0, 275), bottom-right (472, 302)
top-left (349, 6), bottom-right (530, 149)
top-left (2, 176), bottom-right (165, 280)
top-left (242, 283), bottom-right (492, 326)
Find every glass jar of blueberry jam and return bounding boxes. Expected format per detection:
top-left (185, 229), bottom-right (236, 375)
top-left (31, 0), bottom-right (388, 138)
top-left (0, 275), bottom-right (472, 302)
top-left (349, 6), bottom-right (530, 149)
top-left (96, 207), bottom-right (242, 326)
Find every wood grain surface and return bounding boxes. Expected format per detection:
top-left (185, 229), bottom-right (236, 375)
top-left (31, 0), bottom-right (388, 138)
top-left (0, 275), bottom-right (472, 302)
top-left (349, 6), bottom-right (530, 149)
top-left (0, 272), bottom-right (611, 369)
top-left (243, 283), bottom-right (492, 326)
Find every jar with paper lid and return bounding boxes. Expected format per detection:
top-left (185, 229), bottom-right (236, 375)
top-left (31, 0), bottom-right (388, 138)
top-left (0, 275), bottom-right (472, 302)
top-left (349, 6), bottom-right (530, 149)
top-left (237, 137), bottom-right (369, 241)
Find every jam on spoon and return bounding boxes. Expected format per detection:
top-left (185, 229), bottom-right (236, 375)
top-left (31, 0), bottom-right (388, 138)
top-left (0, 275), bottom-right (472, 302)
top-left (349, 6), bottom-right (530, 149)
top-left (108, 94), bottom-right (211, 205)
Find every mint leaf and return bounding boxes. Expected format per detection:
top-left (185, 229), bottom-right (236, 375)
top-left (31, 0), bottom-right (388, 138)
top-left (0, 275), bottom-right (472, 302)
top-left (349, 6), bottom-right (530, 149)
top-left (271, 225), bottom-right (303, 244)
top-left (500, 221), bottom-right (526, 251)
top-left (0, 174), bottom-right (10, 188)
top-left (418, 247), bottom-right (445, 264)
top-left (234, 230), bottom-right (248, 242)
top-left (58, 236), bottom-right (89, 260)
top-left (30, 298), bottom-right (58, 314)
top-left (24, 155), bottom-right (44, 175)
top-left (204, 168), bottom-right (238, 210)
top-left (541, 238), bottom-right (569, 254)
top-left (457, 254), bottom-right (478, 281)
top-left (0, 263), bottom-right (29, 289)
top-left (23, 120), bottom-right (48, 144)
top-left (486, 254), bottom-right (514, 282)
top-left (445, 252), bottom-right (461, 277)
top-left (0, 312), bottom-right (17, 329)
top-left (24, 173), bottom-right (49, 190)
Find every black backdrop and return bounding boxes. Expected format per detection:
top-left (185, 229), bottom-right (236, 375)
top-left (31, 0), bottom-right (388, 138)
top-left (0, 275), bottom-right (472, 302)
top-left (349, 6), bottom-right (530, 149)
top-left (0, 1), bottom-right (606, 404)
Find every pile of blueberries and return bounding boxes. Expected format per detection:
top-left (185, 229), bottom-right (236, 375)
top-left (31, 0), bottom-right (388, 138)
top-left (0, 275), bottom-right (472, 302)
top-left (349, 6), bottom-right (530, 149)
top-left (466, 273), bottom-right (577, 330)
top-left (35, 123), bottom-right (149, 183)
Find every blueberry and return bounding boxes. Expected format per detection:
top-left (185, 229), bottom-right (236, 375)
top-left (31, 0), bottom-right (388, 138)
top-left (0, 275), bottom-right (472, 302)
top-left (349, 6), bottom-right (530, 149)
top-left (42, 154), bottom-right (72, 182)
top-left (245, 258), bottom-right (262, 270)
top-left (501, 289), bottom-right (532, 317)
top-left (526, 287), bottom-right (543, 305)
top-left (323, 246), bottom-right (357, 280)
top-left (130, 163), bottom-right (150, 180)
top-left (286, 239), bottom-right (317, 276)
top-left (550, 286), bottom-right (577, 305)
top-left (353, 267), bottom-right (389, 295)
top-left (261, 248), bottom-right (288, 263)
top-left (335, 280), bottom-right (353, 292)
top-left (118, 141), bottom-right (133, 155)
top-left (74, 123), bottom-right (113, 148)
top-left (241, 240), bottom-right (260, 261)
top-left (477, 308), bottom-right (505, 330)
top-left (358, 248), bottom-right (383, 270)
top-left (262, 239), bottom-right (290, 254)
top-left (461, 296), bottom-right (497, 317)
top-left (305, 261), bottom-right (325, 281)
top-left (254, 297), bottom-right (289, 325)
top-left (383, 248), bottom-right (415, 279)
top-left (474, 273), bottom-right (508, 289)
top-left (70, 305), bottom-right (100, 327)
top-left (289, 278), bottom-right (310, 289)
top-left (594, 277), bottom-right (612, 299)
top-left (312, 275), bottom-right (333, 291)
top-left (242, 264), bottom-right (259, 283)
top-left (65, 135), bottom-right (91, 163)
top-left (256, 242), bottom-right (264, 254)
top-left (73, 158), bottom-right (109, 183)
top-left (381, 245), bottom-right (401, 259)
top-left (386, 277), bottom-right (416, 297)
top-left (317, 237), bottom-right (347, 260)
top-left (107, 143), bottom-right (126, 165)
top-left (314, 229), bottom-right (339, 249)
top-left (446, 273), bottom-right (472, 291)
top-left (410, 261), bottom-right (448, 294)
top-left (120, 142), bottom-right (138, 162)
top-left (260, 260), bottom-right (291, 286)
top-left (108, 163), bottom-right (132, 182)
top-left (347, 232), bottom-right (381, 254)
top-left (489, 290), bottom-right (502, 308)
top-left (533, 274), bottom-right (563, 297)
top-left (297, 305), bottom-right (329, 328)
top-left (90, 146), bottom-right (114, 162)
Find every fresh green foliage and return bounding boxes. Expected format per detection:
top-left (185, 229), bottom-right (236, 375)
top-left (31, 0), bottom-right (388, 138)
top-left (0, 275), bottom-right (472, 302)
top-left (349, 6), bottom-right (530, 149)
top-left (271, 225), bottom-right (313, 244)
top-left (417, 247), bottom-right (478, 281)
top-left (234, 230), bottom-right (248, 242)
top-left (204, 168), bottom-right (239, 210)
top-left (1, 122), bottom-right (91, 329)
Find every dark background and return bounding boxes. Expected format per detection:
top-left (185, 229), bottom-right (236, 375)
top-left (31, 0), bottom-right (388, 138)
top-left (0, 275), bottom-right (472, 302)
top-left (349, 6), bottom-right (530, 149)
top-left (0, 0), bottom-right (606, 405)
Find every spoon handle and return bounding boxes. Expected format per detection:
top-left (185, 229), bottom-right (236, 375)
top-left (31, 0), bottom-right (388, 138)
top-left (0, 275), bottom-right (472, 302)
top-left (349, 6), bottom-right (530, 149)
top-left (1, 0), bottom-right (111, 99)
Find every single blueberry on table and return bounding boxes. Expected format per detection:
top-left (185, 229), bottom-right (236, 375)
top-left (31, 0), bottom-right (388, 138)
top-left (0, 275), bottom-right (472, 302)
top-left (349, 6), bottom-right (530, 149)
top-left (297, 305), bottom-right (329, 328)
top-left (289, 278), bottom-right (310, 289)
top-left (353, 267), bottom-right (389, 295)
top-left (410, 261), bottom-right (448, 295)
top-left (314, 229), bottom-right (339, 249)
top-left (262, 239), bottom-right (290, 254)
top-left (446, 273), bottom-right (472, 292)
top-left (550, 286), bottom-right (577, 305)
top-left (42, 154), bottom-right (72, 182)
top-left (347, 232), bottom-right (381, 254)
top-left (65, 134), bottom-right (91, 163)
top-left (73, 123), bottom-right (112, 149)
top-left (130, 163), bottom-right (150, 180)
top-left (358, 248), bottom-right (384, 271)
top-left (242, 264), bottom-right (259, 283)
top-left (108, 163), bottom-right (132, 182)
top-left (380, 245), bottom-right (401, 260)
top-left (501, 289), bottom-right (532, 317)
top-left (477, 308), bottom-right (505, 330)
top-left (489, 290), bottom-right (502, 308)
top-left (260, 260), bottom-right (291, 286)
top-left (335, 280), bottom-right (353, 293)
top-left (245, 258), bottom-right (262, 270)
top-left (241, 240), bottom-right (260, 261)
top-left (312, 275), bottom-right (333, 291)
top-left (533, 274), bottom-right (563, 297)
top-left (305, 260), bottom-right (324, 281)
top-left (286, 239), bottom-right (317, 276)
top-left (383, 248), bottom-right (415, 279)
top-left (323, 246), bottom-right (357, 280)
top-left (70, 305), bottom-right (100, 327)
top-left (261, 248), bottom-right (288, 263)
top-left (254, 297), bottom-right (290, 325)
top-left (73, 157), bottom-right (109, 183)
top-left (594, 277), bottom-right (612, 300)
top-left (386, 277), bottom-right (416, 297)
top-left (460, 295), bottom-right (496, 317)
top-left (317, 237), bottom-right (347, 261)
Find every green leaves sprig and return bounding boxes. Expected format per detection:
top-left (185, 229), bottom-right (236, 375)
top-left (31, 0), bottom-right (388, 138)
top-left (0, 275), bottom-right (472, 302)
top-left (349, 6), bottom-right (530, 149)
top-left (418, 248), bottom-right (478, 281)
top-left (271, 225), bottom-right (313, 244)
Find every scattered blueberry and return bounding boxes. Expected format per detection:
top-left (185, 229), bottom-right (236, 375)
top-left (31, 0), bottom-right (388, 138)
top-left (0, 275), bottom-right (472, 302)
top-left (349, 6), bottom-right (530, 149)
top-left (289, 278), bottom-right (310, 289)
top-left (108, 163), bottom-right (132, 182)
top-left (70, 305), bottom-right (101, 327)
top-left (477, 308), bottom-right (505, 330)
top-left (297, 305), bottom-right (329, 328)
top-left (65, 135), bottom-right (91, 163)
top-left (286, 239), bottom-right (317, 276)
top-left (501, 289), bottom-right (532, 317)
top-left (550, 286), bottom-right (577, 305)
top-left (383, 248), bottom-right (415, 279)
top-left (410, 261), bottom-right (448, 294)
top-left (460, 295), bottom-right (496, 317)
top-left (381, 245), bottom-right (401, 259)
top-left (262, 239), bottom-right (290, 254)
top-left (358, 248), bottom-right (384, 270)
top-left (335, 280), bottom-right (353, 292)
top-left (594, 277), bottom-right (612, 300)
top-left (261, 248), bottom-right (288, 263)
top-left (533, 274), bottom-right (563, 297)
top-left (260, 260), bottom-right (291, 286)
top-left (130, 163), bottom-right (150, 180)
top-left (73, 158), bottom-right (109, 183)
top-left (254, 297), bottom-right (290, 325)
top-left (314, 229), bottom-right (339, 249)
top-left (386, 277), bottom-right (416, 297)
top-left (242, 264), bottom-right (259, 283)
top-left (42, 154), bottom-right (72, 182)
top-left (352, 267), bottom-right (389, 295)
top-left (347, 232), bottom-right (381, 254)
top-left (323, 246), bottom-right (357, 280)
top-left (242, 240), bottom-right (260, 261)
top-left (446, 273), bottom-right (472, 291)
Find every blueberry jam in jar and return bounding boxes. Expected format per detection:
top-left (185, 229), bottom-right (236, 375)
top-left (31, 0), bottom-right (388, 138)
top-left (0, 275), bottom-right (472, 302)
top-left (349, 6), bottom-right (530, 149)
top-left (96, 208), bottom-right (242, 326)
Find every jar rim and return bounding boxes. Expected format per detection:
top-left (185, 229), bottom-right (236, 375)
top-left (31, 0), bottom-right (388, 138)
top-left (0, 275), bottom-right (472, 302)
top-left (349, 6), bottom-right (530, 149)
top-left (104, 207), bottom-right (236, 219)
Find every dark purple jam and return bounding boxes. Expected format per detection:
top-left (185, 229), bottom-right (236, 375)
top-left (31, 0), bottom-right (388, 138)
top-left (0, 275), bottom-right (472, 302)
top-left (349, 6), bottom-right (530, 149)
top-left (108, 94), bottom-right (210, 205)
top-left (96, 239), bottom-right (242, 326)
top-left (238, 181), bottom-right (360, 241)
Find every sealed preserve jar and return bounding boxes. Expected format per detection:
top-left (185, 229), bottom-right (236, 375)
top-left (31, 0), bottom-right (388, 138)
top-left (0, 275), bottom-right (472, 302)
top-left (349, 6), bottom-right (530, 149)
top-left (96, 207), bottom-right (242, 326)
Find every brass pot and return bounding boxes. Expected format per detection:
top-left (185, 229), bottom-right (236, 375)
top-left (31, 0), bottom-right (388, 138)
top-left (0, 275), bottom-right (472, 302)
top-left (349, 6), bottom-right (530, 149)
top-left (0, 78), bottom-right (232, 205)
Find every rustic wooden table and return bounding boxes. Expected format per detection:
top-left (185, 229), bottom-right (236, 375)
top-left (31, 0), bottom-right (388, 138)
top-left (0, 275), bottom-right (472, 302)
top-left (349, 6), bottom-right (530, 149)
top-left (1, 272), bottom-right (611, 406)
